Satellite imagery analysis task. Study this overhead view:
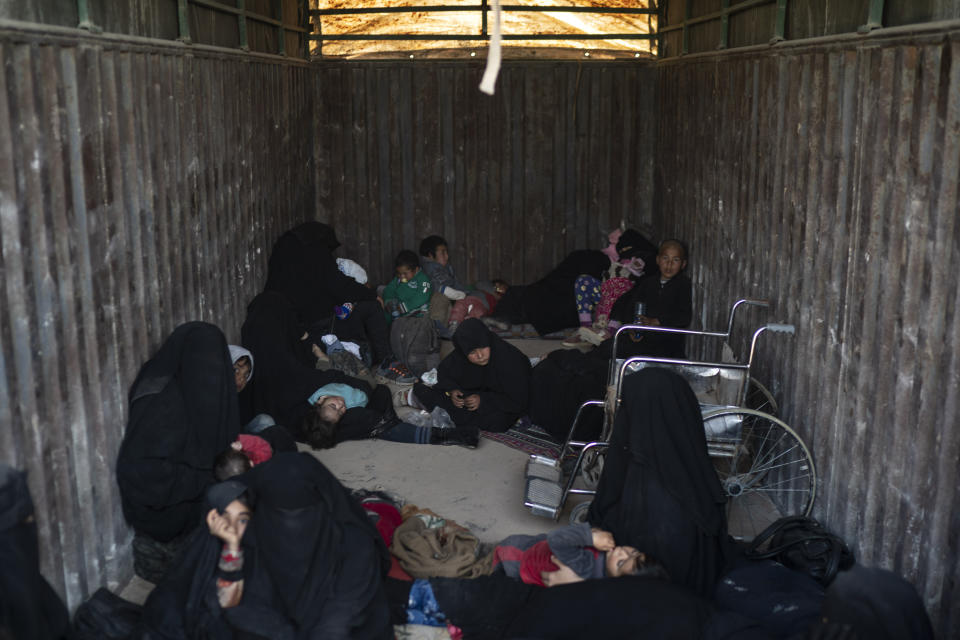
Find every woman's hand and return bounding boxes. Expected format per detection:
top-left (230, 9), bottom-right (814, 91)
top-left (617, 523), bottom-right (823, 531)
top-left (207, 509), bottom-right (241, 551)
top-left (464, 394), bottom-right (481, 411)
top-left (450, 389), bottom-right (465, 409)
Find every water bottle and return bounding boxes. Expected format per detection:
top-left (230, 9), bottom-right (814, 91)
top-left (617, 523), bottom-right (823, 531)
top-left (634, 302), bottom-right (647, 323)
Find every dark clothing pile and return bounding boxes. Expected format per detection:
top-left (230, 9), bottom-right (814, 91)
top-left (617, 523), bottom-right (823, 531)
top-left (117, 322), bottom-right (241, 543)
top-left (413, 318), bottom-right (531, 433)
top-left (527, 348), bottom-right (607, 442)
top-left (0, 464), bottom-right (70, 640)
top-left (139, 453), bottom-right (393, 640)
top-left (493, 249), bottom-right (611, 335)
top-left (263, 221), bottom-right (376, 327)
top-left (587, 367), bottom-right (741, 598)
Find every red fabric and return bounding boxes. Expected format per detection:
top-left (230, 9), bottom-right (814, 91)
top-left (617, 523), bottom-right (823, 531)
top-left (491, 544), bottom-right (525, 570)
top-left (237, 434), bottom-right (272, 466)
top-left (597, 277), bottom-right (635, 319)
top-left (519, 540), bottom-right (558, 587)
top-left (448, 295), bottom-right (490, 324)
top-left (362, 501), bottom-right (403, 546)
top-left (387, 554), bottom-right (413, 581)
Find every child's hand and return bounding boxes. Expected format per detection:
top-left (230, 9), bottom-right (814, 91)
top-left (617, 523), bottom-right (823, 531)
top-left (207, 509), bottom-right (242, 550)
top-left (230, 441), bottom-right (243, 452)
top-left (591, 528), bottom-right (615, 551)
top-left (464, 394), bottom-right (481, 411)
top-left (449, 389), bottom-right (466, 409)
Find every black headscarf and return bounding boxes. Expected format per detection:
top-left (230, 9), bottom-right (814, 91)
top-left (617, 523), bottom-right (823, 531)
top-left (263, 222), bottom-right (374, 325)
top-left (614, 228), bottom-right (658, 264)
top-left (0, 464), bottom-right (70, 640)
top-left (117, 322), bottom-right (241, 542)
top-left (240, 453), bottom-right (392, 639)
top-left (438, 318), bottom-right (531, 416)
top-left (241, 291), bottom-right (352, 429)
top-left (587, 367), bottom-right (740, 597)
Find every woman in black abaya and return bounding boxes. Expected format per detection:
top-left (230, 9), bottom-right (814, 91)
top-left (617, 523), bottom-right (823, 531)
top-left (117, 322), bottom-right (241, 581)
top-left (586, 367), bottom-right (741, 598)
top-left (408, 318), bottom-right (532, 433)
top-left (140, 453), bottom-right (392, 640)
top-left (0, 464), bottom-right (70, 640)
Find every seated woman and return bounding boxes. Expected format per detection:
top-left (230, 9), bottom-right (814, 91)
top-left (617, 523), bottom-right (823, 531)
top-left (116, 321), bottom-right (241, 583)
top-left (402, 318), bottom-right (531, 434)
top-left (1, 464), bottom-right (70, 640)
top-left (140, 454), bottom-right (394, 639)
top-left (586, 367), bottom-right (741, 598)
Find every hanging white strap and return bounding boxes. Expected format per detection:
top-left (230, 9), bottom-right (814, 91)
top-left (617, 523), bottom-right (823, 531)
top-left (478, 0), bottom-right (502, 95)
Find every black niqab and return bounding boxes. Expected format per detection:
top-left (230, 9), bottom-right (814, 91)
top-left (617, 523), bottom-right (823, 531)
top-left (241, 453), bottom-right (392, 638)
top-left (117, 322), bottom-right (241, 542)
top-left (587, 367), bottom-right (740, 597)
top-left (263, 222), bottom-right (374, 325)
top-left (0, 464), bottom-right (70, 640)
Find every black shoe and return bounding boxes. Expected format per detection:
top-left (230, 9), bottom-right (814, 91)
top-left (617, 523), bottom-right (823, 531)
top-left (431, 426), bottom-right (480, 449)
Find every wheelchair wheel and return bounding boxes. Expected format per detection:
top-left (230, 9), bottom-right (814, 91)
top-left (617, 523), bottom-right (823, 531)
top-left (579, 449), bottom-right (605, 489)
top-left (745, 379), bottom-right (778, 415)
top-left (703, 408), bottom-right (815, 542)
top-left (569, 501), bottom-right (591, 525)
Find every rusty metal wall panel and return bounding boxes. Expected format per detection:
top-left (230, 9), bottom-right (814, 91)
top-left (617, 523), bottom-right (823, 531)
top-left (0, 26), bottom-right (313, 610)
top-left (313, 60), bottom-right (659, 287)
top-left (656, 29), bottom-right (960, 636)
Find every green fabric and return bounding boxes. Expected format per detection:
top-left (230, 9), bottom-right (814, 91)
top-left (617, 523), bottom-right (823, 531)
top-left (383, 270), bottom-right (432, 324)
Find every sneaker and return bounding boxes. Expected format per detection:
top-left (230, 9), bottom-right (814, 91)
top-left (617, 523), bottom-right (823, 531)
top-left (376, 360), bottom-right (417, 386)
top-left (393, 388), bottom-right (424, 409)
top-left (431, 426), bottom-right (480, 449)
top-left (562, 331), bottom-right (590, 347)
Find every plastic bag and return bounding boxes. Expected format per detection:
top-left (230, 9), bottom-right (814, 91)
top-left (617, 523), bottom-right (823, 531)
top-left (404, 407), bottom-right (455, 430)
top-left (429, 407), bottom-right (455, 430)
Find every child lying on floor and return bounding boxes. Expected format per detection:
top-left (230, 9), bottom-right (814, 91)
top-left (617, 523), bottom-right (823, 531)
top-left (491, 522), bottom-right (667, 587)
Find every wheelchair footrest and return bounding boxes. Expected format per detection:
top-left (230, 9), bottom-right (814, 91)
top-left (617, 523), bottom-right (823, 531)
top-left (524, 455), bottom-right (563, 519)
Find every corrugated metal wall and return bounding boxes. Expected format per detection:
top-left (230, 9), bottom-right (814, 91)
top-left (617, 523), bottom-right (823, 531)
top-left (0, 22), bottom-right (313, 608)
top-left (656, 25), bottom-right (960, 636)
top-left (313, 61), bottom-right (658, 287)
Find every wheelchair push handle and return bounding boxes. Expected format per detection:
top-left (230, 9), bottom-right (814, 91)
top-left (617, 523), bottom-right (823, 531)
top-left (765, 323), bottom-right (795, 334)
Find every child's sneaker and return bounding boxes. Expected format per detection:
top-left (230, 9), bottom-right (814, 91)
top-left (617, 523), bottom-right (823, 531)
top-left (376, 360), bottom-right (417, 386)
top-left (562, 330), bottom-right (590, 347)
top-left (393, 387), bottom-right (425, 409)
